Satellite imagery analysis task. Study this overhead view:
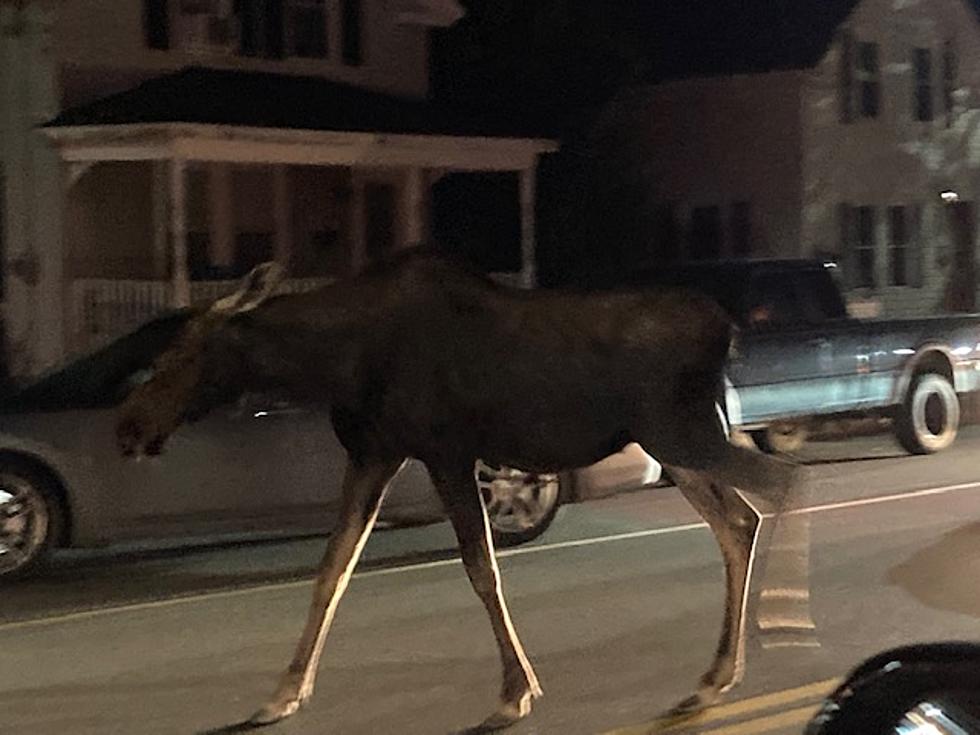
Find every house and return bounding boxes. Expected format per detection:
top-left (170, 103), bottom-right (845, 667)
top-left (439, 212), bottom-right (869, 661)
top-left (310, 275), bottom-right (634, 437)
top-left (0, 0), bottom-right (556, 378)
top-left (595, 0), bottom-right (980, 318)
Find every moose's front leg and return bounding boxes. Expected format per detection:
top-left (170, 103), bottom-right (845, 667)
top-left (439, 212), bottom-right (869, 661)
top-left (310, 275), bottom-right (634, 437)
top-left (431, 464), bottom-right (542, 731)
top-left (250, 458), bottom-right (405, 726)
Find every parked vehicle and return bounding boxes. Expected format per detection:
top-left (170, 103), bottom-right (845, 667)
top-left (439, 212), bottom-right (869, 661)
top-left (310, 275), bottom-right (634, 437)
top-left (806, 642), bottom-right (980, 734)
top-left (628, 259), bottom-right (980, 455)
top-left (0, 309), bottom-right (661, 580)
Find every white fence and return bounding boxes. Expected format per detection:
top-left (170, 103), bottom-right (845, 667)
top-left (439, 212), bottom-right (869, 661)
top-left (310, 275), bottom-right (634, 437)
top-left (70, 276), bottom-right (335, 355)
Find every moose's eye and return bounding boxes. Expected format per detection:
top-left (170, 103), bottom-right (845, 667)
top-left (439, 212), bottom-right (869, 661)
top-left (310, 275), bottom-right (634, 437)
top-left (128, 368), bottom-right (155, 388)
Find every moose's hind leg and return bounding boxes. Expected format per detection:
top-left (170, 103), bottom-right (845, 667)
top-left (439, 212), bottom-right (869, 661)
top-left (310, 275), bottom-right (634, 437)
top-left (662, 465), bottom-right (762, 718)
top-left (431, 464), bottom-right (542, 731)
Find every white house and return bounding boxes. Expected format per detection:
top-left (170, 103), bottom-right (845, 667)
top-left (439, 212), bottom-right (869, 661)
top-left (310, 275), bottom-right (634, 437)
top-left (598, 0), bottom-right (980, 318)
top-left (0, 0), bottom-right (555, 378)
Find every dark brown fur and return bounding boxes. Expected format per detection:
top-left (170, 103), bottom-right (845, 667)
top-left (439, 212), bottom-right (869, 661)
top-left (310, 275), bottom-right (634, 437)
top-left (116, 249), bottom-right (802, 730)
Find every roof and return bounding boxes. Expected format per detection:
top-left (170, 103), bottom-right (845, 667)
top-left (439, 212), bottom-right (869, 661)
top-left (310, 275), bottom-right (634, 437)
top-left (637, 0), bottom-right (861, 82)
top-left (45, 66), bottom-right (556, 140)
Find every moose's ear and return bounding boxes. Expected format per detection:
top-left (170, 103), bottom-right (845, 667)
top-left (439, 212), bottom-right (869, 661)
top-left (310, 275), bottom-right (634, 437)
top-left (212, 262), bottom-right (284, 315)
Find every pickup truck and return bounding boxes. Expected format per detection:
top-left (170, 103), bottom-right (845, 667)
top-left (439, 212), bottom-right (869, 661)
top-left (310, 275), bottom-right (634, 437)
top-left (626, 259), bottom-right (980, 454)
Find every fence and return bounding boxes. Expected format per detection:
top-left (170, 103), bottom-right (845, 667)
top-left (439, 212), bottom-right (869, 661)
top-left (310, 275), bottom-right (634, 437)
top-left (70, 276), bottom-right (335, 355)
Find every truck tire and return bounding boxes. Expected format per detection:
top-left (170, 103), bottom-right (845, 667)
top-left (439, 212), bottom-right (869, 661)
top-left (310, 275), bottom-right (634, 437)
top-left (750, 423), bottom-right (808, 454)
top-left (894, 372), bottom-right (959, 454)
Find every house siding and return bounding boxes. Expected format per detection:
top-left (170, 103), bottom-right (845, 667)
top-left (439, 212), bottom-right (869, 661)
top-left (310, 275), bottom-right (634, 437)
top-left (801, 0), bottom-right (980, 316)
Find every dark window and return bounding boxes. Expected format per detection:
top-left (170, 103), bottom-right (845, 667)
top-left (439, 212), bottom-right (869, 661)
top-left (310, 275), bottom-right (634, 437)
top-left (856, 205), bottom-right (876, 288)
top-left (943, 41), bottom-right (957, 125)
top-left (689, 206), bottom-right (722, 260)
top-left (888, 205), bottom-right (908, 286)
top-left (654, 203), bottom-right (679, 262)
top-left (342, 0), bottom-right (363, 65)
top-left (239, 0), bottom-right (285, 58)
top-left (745, 272), bottom-right (806, 328)
top-left (914, 48), bottom-right (933, 122)
top-left (235, 233), bottom-right (275, 275)
top-left (858, 42), bottom-right (880, 118)
top-left (309, 230), bottom-right (345, 276)
top-left (793, 269), bottom-right (849, 322)
top-left (839, 31), bottom-right (854, 123)
top-left (730, 201), bottom-right (751, 257)
top-left (288, 0), bottom-right (327, 58)
top-left (187, 232), bottom-right (212, 280)
top-left (144, 0), bottom-right (170, 49)
top-left (365, 183), bottom-right (396, 260)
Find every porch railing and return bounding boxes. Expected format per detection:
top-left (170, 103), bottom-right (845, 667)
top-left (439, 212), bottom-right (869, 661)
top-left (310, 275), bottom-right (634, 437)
top-left (70, 276), bottom-right (335, 355)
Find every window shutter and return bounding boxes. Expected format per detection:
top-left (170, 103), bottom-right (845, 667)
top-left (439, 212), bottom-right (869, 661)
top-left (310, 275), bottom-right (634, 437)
top-left (144, 0), bottom-right (170, 50)
top-left (839, 31), bottom-right (854, 123)
top-left (839, 203), bottom-right (856, 289)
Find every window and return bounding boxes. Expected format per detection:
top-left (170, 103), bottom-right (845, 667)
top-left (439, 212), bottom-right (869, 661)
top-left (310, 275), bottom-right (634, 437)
top-left (689, 206), bottom-right (722, 261)
top-left (857, 42), bottom-right (880, 118)
top-left (839, 31), bottom-right (854, 123)
top-left (143, 0), bottom-right (170, 49)
top-left (235, 233), bottom-right (274, 275)
top-left (730, 201), bottom-right (752, 257)
top-left (654, 203), bottom-right (679, 262)
top-left (288, 0), bottom-right (327, 58)
top-left (342, 0), bottom-right (363, 65)
top-left (943, 40), bottom-right (957, 125)
top-left (888, 206), bottom-right (908, 286)
top-left (914, 48), bottom-right (933, 122)
top-left (856, 205), bottom-right (876, 288)
top-left (175, 0), bottom-right (239, 53)
top-left (239, 0), bottom-right (285, 58)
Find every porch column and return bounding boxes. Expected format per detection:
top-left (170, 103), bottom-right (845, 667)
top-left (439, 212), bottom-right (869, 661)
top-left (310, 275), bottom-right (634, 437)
top-left (398, 166), bottom-right (425, 248)
top-left (207, 163), bottom-right (234, 270)
top-left (519, 164), bottom-right (538, 288)
top-left (170, 158), bottom-right (190, 307)
top-left (272, 165), bottom-right (292, 268)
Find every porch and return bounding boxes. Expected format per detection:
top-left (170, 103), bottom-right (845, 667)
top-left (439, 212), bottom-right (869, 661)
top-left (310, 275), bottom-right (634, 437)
top-left (41, 68), bottom-right (557, 359)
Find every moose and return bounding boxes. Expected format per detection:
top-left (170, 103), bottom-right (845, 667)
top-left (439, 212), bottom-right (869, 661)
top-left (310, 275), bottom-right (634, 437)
top-left (115, 248), bottom-right (802, 731)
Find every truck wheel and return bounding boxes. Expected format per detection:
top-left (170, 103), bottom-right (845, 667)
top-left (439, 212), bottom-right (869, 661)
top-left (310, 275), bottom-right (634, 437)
top-left (894, 372), bottom-right (959, 454)
top-left (750, 423), bottom-right (808, 454)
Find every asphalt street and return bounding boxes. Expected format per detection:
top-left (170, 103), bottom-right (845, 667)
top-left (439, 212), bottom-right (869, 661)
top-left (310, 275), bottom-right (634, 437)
top-left (4, 427), bottom-right (980, 734)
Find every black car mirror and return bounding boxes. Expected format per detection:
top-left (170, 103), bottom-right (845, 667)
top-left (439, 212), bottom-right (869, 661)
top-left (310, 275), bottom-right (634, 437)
top-left (805, 643), bottom-right (980, 734)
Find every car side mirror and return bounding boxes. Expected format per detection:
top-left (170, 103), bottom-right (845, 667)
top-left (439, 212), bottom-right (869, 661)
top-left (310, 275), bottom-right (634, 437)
top-left (805, 643), bottom-right (980, 734)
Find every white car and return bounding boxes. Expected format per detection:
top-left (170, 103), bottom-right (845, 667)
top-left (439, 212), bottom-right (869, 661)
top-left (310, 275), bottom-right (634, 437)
top-left (0, 310), bottom-right (661, 579)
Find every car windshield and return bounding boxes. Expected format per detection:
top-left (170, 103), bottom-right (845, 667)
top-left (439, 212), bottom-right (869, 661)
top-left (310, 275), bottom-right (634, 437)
top-left (0, 309), bottom-right (194, 413)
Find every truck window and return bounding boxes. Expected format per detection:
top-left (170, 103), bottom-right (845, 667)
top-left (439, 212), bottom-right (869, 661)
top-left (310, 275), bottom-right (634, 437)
top-left (745, 272), bottom-right (806, 328)
top-left (793, 268), bottom-right (849, 322)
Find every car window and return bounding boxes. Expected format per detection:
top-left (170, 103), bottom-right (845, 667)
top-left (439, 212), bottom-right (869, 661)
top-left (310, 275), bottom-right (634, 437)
top-left (744, 272), bottom-right (807, 329)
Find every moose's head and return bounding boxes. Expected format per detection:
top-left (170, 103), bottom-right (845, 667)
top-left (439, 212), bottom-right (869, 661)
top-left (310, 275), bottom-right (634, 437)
top-left (115, 262), bottom-right (283, 459)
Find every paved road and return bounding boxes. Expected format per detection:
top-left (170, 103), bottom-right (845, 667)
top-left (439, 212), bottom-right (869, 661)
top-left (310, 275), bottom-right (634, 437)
top-left (4, 427), bottom-right (980, 734)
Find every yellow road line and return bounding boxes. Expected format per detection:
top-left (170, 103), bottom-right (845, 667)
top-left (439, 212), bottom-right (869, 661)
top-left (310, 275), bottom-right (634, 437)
top-left (604, 678), bottom-right (838, 735)
top-left (699, 704), bottom-right (821, 735)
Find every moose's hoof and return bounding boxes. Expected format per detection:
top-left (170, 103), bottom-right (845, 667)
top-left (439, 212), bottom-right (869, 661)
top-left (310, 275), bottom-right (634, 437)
top-left (663, 688), bottom-right (722, 720)
top-left (477, 688), bottom-right (539, 732)
top-left (248, 698), bottom-right (303, 727)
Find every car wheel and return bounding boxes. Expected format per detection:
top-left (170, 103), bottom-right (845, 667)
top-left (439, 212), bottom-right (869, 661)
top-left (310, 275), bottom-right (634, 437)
top-left (750, 423), bottom-right (809, 454)
top-left (0, 460), bottom-right (64, 581)
top-left (894, 372), bottom-right (959, 454)
top-left (475, 461), bottom-right (561, 548)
